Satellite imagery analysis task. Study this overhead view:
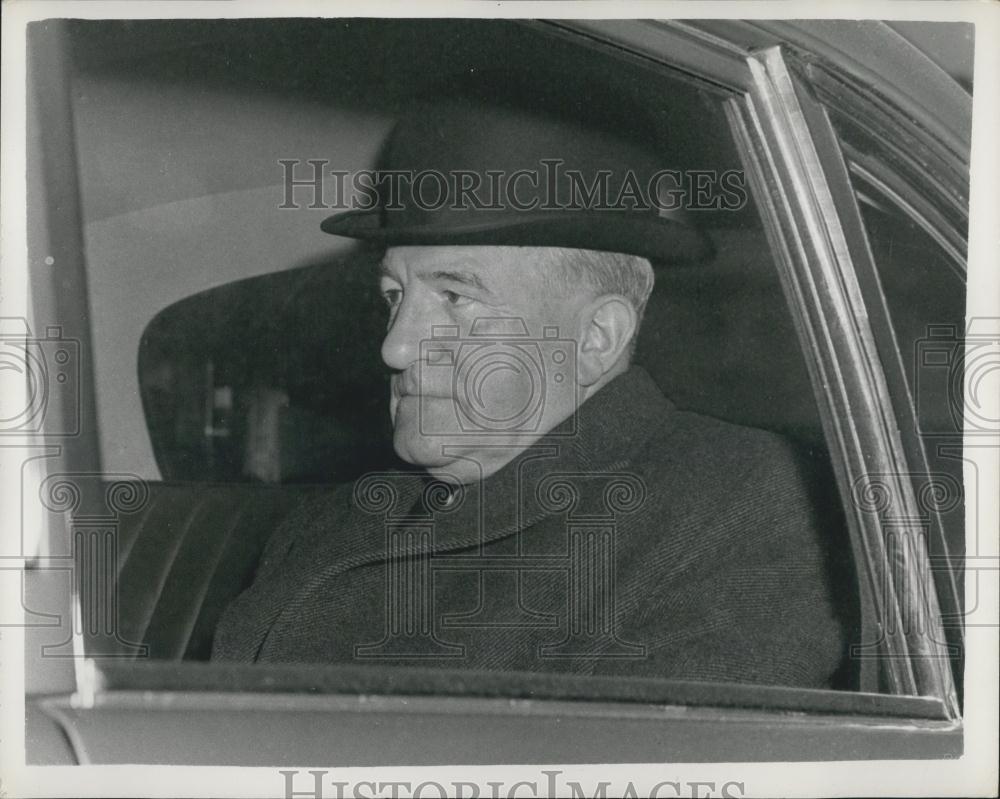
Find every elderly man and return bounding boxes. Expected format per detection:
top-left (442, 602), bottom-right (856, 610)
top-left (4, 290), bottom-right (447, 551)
top-left (212, 98), bottom-right (851, 688)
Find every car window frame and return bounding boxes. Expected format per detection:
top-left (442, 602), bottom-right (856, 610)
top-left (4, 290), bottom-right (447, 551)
top-left (540, 18), bottom-right (962, 717)
top-left (718, 40), bottom-right (960, 714)
top-left (26, 17), bottom-right (965, 761)
top-left (822, 141), bottom-right (968, 710)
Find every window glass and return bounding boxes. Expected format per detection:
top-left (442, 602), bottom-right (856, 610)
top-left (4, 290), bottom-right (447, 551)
top-left (65, 18), bottom-right (859, 697)
top-left (852, 189), bottom-right (967, 699)
top-left (816, 35), bottom-right (971, 702)
top-left (854, 198), bottom-right (966, 440)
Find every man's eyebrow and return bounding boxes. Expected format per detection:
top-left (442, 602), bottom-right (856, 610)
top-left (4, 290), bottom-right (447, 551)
top-left (420, 269), bottom-right (491, 294)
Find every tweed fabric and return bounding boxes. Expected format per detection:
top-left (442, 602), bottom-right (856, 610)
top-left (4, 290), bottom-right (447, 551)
top-left (212, 367), bottom-right (851, 688)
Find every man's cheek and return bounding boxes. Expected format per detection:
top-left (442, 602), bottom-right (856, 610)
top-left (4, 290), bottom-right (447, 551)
top-left (456, 368), bottom-right (536, 428)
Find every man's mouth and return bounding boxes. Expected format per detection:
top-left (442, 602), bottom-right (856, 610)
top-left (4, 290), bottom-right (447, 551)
top-left (392, 373), bottom-right (449, 401)
top-left (391, 372), bottom-right (415, 399)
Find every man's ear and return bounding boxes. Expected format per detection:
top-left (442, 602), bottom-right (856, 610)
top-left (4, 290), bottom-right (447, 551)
top-left (575, 294), bottom-right (639, 387)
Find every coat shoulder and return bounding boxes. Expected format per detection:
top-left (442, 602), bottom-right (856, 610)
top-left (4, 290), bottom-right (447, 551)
top-left (637, 406), bottom-right (831, 517)
top-left (615, 407), bottom-right (854, 688)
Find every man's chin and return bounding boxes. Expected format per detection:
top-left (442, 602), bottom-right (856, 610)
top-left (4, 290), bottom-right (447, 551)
top-left (393, 435), bottom-right (453, 469)
top-left (391, 398), bottom-right (460, 468)
top-left (391, 413), bottom-right (455, 469)
top-left (390, 399), bottom-right (559, 482)
top-left (393, 436), bottom-right (489, 486)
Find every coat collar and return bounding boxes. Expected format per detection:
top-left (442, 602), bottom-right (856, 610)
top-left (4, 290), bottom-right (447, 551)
top-left (345, 366), bottom-right (674, 561)
top-left (257, 367), bottom-right (674, 660)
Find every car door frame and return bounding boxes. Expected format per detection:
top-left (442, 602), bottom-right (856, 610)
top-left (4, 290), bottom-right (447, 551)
top-left (541, 17), bottom-right (962, 715)
top-left (23, 16), bottom-right (967, 765)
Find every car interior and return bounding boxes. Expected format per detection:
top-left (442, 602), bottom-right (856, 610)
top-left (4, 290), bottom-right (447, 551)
top-left (65, 18), bottom-right (861, 687)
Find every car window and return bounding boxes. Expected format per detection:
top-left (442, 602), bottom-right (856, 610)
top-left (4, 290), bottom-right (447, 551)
top-left (99, 22), bottom-right (826, 487)
top-left (31, 17), bottom-right (970, 716)
top-left (854, 196), bottom-right (966, 460)
top-left (847, 179), bottom-right (968, 702)
top-left (813, 69), bottom-right (969, 703)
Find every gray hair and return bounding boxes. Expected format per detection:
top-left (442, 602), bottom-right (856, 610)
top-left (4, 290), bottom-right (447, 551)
top-left (540, 247), bottom-right (655, 322)
top-left (531, 248), bottom-right (655, 359)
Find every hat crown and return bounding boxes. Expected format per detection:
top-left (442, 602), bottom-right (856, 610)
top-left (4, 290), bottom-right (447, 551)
top-left (320, 94), bottom-right (714, 264)
top-left (382, 101), bottom-right (658, 176)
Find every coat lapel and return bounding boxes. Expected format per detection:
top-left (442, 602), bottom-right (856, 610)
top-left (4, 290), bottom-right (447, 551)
top-left (255, 367), bottom-right (674, 659)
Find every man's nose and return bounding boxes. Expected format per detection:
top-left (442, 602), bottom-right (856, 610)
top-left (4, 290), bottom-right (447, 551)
top-left (380, 298), bottom-right (423, 371)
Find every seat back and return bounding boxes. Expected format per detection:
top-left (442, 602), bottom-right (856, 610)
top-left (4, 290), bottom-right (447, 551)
top-left (109, 481), bottom-right (322, 660)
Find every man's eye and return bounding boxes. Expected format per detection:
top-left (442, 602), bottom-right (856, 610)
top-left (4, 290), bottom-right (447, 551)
top-left (442, 290), bottom-right (471, 306)
top-left (382, 288), bottom-right (402, 308)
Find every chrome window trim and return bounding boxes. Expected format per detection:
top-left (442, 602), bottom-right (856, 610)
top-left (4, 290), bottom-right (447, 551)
top-left (845, 159), bottom-right (967, 275)
top-left (533, 19), bottom-right (753, 94)
top-left (538, 18), bottom-right (961, 715)
top-left (725, 45), bottom-right (959, 716)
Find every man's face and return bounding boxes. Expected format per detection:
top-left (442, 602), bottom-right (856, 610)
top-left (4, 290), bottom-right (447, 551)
top-left (379, 245), bottom-right (586, 483)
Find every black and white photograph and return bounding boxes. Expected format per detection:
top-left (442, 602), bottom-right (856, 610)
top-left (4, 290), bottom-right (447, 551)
top-left (1, 2), bottom-right (997, 797)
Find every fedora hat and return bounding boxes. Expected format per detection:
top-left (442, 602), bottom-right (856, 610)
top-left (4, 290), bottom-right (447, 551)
top-left (321, 94), bottom-right (714, 264)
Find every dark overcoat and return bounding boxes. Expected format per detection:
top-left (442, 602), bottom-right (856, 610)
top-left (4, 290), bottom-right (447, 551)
top-left (213, 368), bottom-right (852, 688)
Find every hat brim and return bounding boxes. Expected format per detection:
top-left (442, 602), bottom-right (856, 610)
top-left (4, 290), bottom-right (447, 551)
top-left (321, 209), bottom-right (714, 265)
